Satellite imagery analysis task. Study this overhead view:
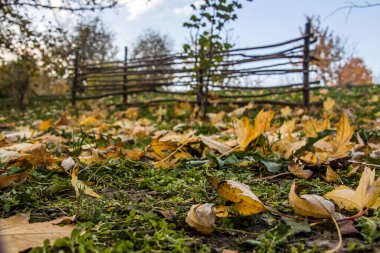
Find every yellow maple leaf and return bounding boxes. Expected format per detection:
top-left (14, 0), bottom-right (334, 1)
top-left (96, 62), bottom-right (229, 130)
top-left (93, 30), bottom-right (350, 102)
top-left (235, 109), bottom-right (274, 151)
top-left (39, 119), bottom-right (53, 131)
top-left (325, 167), bottom-right (380, 211)
top-left (323, 97), bottom-right (336, 112)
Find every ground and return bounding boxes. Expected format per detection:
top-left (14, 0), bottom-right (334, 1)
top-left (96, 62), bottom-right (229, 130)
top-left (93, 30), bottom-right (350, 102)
top-left (0, 86), bottom-right (380, 253)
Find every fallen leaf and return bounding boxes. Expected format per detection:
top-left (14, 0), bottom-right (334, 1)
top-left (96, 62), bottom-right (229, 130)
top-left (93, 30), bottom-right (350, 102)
top-left (323, 97), bottom-right (335, 112)
top-left (0, 173), bottom-right (29, 188)
top-left (71, 165), bottom-right (100, 198)
top-left (199, 135), bottom-right (231, 154)
top-left (0, 213), bottom-right (75, 253)
top-left (289, 181), bottom-right (335, 218)
top-left (39, 119), bottom-right (54, 131)
top-left (288, 164), bottom-right (313, 179)
top-left (280, 106), bottom-right (292, 117)
top-left (210, 178), bottom-right (266, 217)
top-left (324, 166), bottom-right (340, 182)
top-left (324, 167), bottom-right (380, 211)
top-left (186, 203), bottom-right (215, 234)
top-left (235, 109), bottom-right (274, 150)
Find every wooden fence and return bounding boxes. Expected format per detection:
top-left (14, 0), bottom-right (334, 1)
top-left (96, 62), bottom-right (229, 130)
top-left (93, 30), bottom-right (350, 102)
top-left (71, 22), bottom-right (320, 115)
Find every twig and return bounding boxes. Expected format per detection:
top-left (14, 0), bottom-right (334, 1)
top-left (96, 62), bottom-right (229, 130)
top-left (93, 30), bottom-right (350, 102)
top-left (349, 160), bottom-right (380, 169)
top-left (250, 172), bottom-right (292, 181)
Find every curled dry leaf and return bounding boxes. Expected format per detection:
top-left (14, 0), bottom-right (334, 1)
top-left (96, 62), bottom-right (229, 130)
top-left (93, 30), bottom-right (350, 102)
top-left (186, 203), bottom-right (216, 234)
top-left (208, 177), bottom-right (266, 217)
top-left (324, 167), bottom-right (380, 211)
top-left (71, 165), bottom-right (100, 198)
top-left (289, 181), bottom-right (335, 218)
top-left (0, 213), bottom-right (76, 253)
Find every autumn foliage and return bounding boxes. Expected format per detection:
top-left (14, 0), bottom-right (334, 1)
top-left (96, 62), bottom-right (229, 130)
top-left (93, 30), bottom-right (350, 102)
top-left (338, 57), bottom-right (373, 86)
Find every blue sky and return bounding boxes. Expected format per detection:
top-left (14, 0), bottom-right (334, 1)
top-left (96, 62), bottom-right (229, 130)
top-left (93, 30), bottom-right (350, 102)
top-left (98, 0), bottom-right (380, 81)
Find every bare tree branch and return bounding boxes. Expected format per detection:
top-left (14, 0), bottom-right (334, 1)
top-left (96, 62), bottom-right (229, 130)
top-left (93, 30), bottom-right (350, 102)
top-left (328, 1), bottom-right (380, 19)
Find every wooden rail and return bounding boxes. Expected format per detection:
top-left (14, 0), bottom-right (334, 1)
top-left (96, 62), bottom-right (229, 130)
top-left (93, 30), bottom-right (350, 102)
top-left (71, 22), bottom-right (319, 115)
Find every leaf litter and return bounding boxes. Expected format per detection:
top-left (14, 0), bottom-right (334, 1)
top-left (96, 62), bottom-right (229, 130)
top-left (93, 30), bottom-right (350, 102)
top-left (0, 87), bottom-right (380, 252)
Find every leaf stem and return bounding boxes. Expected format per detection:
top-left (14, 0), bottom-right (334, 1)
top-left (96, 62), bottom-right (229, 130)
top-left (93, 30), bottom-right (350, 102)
top-left (325, 216), bottom-right (342, 253)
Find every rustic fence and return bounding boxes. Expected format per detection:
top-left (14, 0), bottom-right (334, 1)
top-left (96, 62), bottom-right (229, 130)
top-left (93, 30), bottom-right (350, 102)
top-left (71, 22), bottom-right (319, 115)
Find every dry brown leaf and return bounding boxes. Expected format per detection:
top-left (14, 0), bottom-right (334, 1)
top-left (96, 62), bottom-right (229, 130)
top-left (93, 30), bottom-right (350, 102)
top-left (324, 167), bottom-right (380, 211)
top-left (71, 165), bottom-right (100, 198)
top-left (7, 143), bottom-right (53, 169)
top-left (185, 203), bottom-right (215, 234)
top-left (0, 173), bottom-right (29, 188)
top-left (199, 135), bottom-right (231, 154)
top-left (325, 166), bottom-right (340, 182)
top-left (288, 164), bottom-right (313, 179)
top-left (0, 213), bottom-right (76, 253)
top-left (289, 181), bottom-right (335, 218)
top-left (123, 148), bottom-right (144, 161)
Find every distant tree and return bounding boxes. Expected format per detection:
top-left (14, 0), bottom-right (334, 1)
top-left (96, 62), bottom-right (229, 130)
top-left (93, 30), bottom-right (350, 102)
top-left (0, 54), bottom-right (38, 109)
top-left (338, 57), bottom-right (373, 86)
top-left (0, 1), bottom-right (118, 57)
top-left (131, 29), bottom-right (174, 85)
top-left (309, 16), bottom-right (346, 86)
top-left (72, 17), bottom-right (118, 64)
top-left (132, 29), bottom-right (173, 59)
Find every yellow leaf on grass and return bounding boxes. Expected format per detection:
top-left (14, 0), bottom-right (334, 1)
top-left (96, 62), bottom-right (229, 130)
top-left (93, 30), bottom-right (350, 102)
top-left (71, 165), bottom-right (100, 198)
top-left (79, 116), bottom-right (100, 126)
top-left (330, 114), bottom-right (355, 159)
top-left (208, 177), bottom-right (266, 217)
top-left (186, 203), bottom-right (216, 234)
top-left (235, 110), bottom-right (274, 151)
top-left (0, 213), bottom-right (76, 253)
top-left (303, 116), bottom-right (331, 138)
top-left (150, 138), bottom-right (177, 159)
top-left (323, 97), bottom-right (336, 112)
top-left (324, 167), bottom-right (380, 211)
top-left (39, 119), bottom-right (54, 131)
top-left (280, 106), bottom-right (292, 118)
top-left (289, 181), bottom-right (335, 218)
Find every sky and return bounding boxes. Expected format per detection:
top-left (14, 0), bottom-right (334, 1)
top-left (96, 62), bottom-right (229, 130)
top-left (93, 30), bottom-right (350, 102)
top-left (98, 0), bottom-right (380, 81)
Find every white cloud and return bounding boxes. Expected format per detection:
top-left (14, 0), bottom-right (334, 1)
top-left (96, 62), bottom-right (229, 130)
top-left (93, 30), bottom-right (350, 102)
top-left (120, 0), bottom-right (164, 21)
top-left (173, 0), bottom-right (202, 16)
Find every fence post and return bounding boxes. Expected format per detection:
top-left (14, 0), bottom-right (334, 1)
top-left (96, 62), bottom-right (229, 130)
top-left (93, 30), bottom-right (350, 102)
top-left (303, 21), bottom-right (311, 109)
top-left (123, 46), bottom-right (128, 109)
top-left (72, 50), bottom-right (79, 106)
